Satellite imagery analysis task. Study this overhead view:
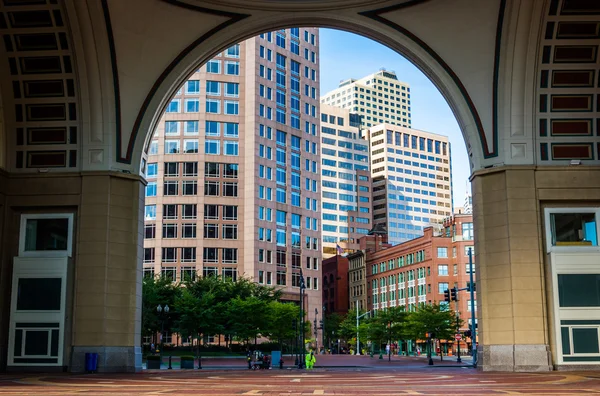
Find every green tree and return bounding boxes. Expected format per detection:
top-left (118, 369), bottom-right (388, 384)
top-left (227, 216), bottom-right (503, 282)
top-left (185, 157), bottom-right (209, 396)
top-left (142, 276), bottom-right (180, 342)
top-left (227, 296), bottom-right (269, 346)
top-left (369, 307), bottom-right (408, 360)
top-left (408, 303), bottom-right (458, 359)
top-left (172, 287), bottom-right (215, 353)
top-left (264, 301), bottom-right (300, 351)
top-left (338, 309), bottom-right (370, 353)
top-left (323, 312), bottom-right (343, 351)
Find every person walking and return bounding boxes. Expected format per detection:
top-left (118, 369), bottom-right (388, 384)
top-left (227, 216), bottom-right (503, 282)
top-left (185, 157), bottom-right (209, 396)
top-left (305, 350), bottom-right (316, 369)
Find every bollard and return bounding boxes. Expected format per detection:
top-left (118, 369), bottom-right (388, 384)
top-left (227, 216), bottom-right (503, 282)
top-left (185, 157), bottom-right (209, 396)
top-left (279, 359), bottom-right (284, 369)
top-left (198, 357), bottom-right (202, 369)
top-left (168, 355), bottom-right (172, 369)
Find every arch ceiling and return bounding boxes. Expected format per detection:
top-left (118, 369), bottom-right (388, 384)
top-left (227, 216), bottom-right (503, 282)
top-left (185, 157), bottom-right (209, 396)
top-left (4, 0), bottom-right (582, 175)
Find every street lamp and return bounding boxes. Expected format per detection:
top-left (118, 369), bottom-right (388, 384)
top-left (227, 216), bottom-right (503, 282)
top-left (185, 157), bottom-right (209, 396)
top-left (298, 270), bottom-right (306, 369)
top-left (157, 304), bottom-right (170, 369)
top-left (356, 304), bottom-right (370, 355)
top-left (314, 308), bottom-right (318, 353)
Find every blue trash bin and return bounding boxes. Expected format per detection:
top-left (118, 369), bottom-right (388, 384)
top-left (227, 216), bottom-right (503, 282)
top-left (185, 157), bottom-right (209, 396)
top-left (85, 352), bottom-right (98, 373)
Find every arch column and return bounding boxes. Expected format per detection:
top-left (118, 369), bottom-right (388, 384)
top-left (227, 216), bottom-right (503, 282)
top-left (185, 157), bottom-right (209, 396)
top-left (473, 165), bottom-right (600, 371)
top-left (70, 173), bottom-right (144, 372)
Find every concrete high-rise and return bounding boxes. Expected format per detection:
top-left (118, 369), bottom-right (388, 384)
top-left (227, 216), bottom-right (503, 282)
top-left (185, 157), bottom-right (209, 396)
top-left (367, 124), bottom-right (452, 245)
top-left (321, 69), bottom-right (411, 129)
top-left (320, 104), bottom-right (373, 258)
top-left (143, 28), bottom-right (322, 313)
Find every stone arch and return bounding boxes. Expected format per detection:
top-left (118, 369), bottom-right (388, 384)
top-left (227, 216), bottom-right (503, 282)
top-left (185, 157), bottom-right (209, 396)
top-left (130, 13), bottom-right (487, 174)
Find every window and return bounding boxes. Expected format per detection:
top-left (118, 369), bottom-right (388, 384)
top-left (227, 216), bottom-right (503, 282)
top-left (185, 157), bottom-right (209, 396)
top-left (164, 121), bottom-right (179, 135)
top-left (163, 204), bottom-right (178, 219)
top-left (182, 223), bottom-right (196, 238)
top-left (546, 208), bottom-right (599, 250)
top-left (438, 265), bottom-right (448, 276)
top-left (144, 248), bottom-right (155, 263)
top-left (223, 163), bottom-right (238, 178)
top-left (223, 182), bottom-right (238, 197)
top-left (462, 222), bottom-right (474, 240)
top-left (437, 247), bottom-right (448, 258)
top-left (147, 163), bottom-right (157, 177)
top-left (206, 80), bottom-right (220, 95)
top-left (465, 246), bottom-right (475, 256)
top-left (225, 82), bottom-right (239, 97)
top-left (166, 99), bottom-right (179, 113)
top-left (181, 266), bottom-right (196, 281)
top-left (184, 139), bottom-right (198, 153)
top-left (162, 247), bottom-right (177, 263)
top-left (225, 61), bottom-right (239, 75)
top-left (184, 120), bottom-right (199, 135)
top-left (204, 223), bottom-right (218, 239)
top-left (183, 162), bottom-right (198, 176)
top-left (223, 205), bottom-right (238, 220)
top-left (223, 224), bottom-right (238, 239)
top-left (145, 224), bottom-right (156, 239)
top-left (204, 204), bottom-right (218, 220)
top-left (185, 99), bottom-right (199, 112)
top-left (224, 141), bottom-right (239, 156)
top-left (206, 99), bottom-right (220, 114)
top-left (223, 248), bottom-right (238, 263)
top-left (203, 247), bottom-right (218, 263)
top-left (226, 44), bottom-right (240, 57)
top-left (204, 181), bottom-right (219, 196)
top-left (224, 122), bottom-right (239, 137)
top-left (183, 180), bottom-right (197, 195)
top-left (186, 80), bottom-right (200, 93)
top-left (164, 181), bottom-right (178, 196)
top-left (164, 140), bottom-right (180, 154)
top-left (206, 60), bottom-right (220, 73)
top-left (438, 282), bottom-right (449, 293)
top-left (205, 140), bottom-right (220, 155)
top-left (222, 267), bottom-right (238, 281)
top-left (145, 182), bottom-right (156, 197)
top-left (162, 223), bottom-right (177, 238)
top-left (224, 100), bottom-right (239, 115)
top-left (205, 162), bottom-right (219, 178)
top-left (206, 121), bottom-right (220, 136)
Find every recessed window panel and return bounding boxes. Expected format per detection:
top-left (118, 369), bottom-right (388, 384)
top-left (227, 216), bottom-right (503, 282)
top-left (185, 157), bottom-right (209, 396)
top-left (558, 274), bottom-right (600, 307)
top-left (573, 328), bottom-right (600, 354)
top-left (24, 218), bottom-right (68, 252)
top-left (17, 278), bottom-right (61, 310)
top-left (551, 212), bottom-right (597, 246)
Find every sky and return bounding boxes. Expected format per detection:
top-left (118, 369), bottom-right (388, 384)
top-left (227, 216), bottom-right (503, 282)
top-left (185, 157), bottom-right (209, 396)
top-left (319, 28), bottom-right (470, 205)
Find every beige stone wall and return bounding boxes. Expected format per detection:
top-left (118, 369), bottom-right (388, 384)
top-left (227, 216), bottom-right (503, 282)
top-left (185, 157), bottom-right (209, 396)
top-left (0, 171), bottom-right (143, 370)
top-left (472, 165), bottom-right (600, 371)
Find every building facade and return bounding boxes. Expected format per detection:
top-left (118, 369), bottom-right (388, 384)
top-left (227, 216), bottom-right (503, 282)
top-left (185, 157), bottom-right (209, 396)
top-left (322, 255), bottom-right (350, 315)
top-left (366, 214), bottom-right (475, 352)
top-left (368, 124), bottom-right (452, 245)
top-left (143, 28), bottom-right (322, 314)
top-left (321, 69), bottom-right (411, 129)
top-left (320, 104), bottom-right (373, 258)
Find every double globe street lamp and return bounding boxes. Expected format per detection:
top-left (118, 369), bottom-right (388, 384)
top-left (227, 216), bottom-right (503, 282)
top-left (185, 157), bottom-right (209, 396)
top-left (157, 304), bottom-right (171, 369)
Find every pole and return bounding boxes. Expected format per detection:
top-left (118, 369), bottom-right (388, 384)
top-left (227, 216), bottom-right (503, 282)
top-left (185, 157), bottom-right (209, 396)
top-left (455, 287), bottom-right (461, 363)
top-left (356, 303), bottom-right (360, 355)
top-left (468, 248), bottom-right (477, 367)
top-left (299, 272), bottom-right (305, 369)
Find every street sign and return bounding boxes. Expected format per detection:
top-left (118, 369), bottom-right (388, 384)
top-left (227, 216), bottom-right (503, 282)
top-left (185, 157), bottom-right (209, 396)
top-left (455, 334), bottom-right (462, 340)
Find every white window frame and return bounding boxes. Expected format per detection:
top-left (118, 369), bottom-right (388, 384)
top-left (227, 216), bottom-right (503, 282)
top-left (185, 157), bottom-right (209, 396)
top-left (19, 213), bottom-right (74, 257)
top-left (544, 207), bottom-right (600, 253)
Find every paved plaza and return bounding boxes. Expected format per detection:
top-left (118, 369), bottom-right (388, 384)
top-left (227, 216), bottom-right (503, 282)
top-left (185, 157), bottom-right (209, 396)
top-left (2, 356), bottom-right (600, 395)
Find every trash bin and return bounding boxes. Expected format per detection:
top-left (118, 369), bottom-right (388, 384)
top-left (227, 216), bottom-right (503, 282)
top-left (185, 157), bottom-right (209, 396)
top-left (85, 352), bottom-right (98, 373)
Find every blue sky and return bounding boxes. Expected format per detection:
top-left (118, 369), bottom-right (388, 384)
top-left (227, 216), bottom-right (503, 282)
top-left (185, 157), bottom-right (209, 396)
top-left (319, 28), bottom-right (470, 205)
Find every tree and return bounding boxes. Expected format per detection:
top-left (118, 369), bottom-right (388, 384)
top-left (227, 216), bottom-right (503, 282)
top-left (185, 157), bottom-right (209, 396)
top-left (141, 276), bottom-right (180, 342)
top-left (371, 307), bottom-right (408, 360)
top-left (172, 287), bottom-right (215, 352)
top-left (264, 301), bottom-right (300, 351)
top-left (407, 303), bottom-right (458, 359)
top-left (338, 309), bottom-right (370, 352)
top-left (226, 296), bottom-right (269, 346)
top-left (323, 312), bottom-right (343, 351)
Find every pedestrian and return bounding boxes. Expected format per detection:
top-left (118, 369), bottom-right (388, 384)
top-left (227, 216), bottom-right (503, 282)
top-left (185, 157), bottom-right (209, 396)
top-left (305, 350), bottom-right (316, 369)
top-left (150, 342), bottom-right (155, 354)
top-left (247, 349), bottom-right (252, 369)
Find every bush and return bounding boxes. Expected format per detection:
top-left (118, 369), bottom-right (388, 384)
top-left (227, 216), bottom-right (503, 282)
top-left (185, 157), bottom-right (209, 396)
top-left (180, 355), bottom-right (194, 361)
top-left (146, 355), bottom-right (161, 361)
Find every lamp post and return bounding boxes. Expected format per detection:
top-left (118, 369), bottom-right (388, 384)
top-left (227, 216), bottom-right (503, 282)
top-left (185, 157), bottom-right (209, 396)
top-left (468, 247), bottom-right (477, 368)
top-left (293, 319), bottom-right (298, 367)
top-left (314, 308), bottom-right (318, 353)
top-left (356, 305), bottom-right (370, 355)
top-left (298, 271), bottom-right (306, 369)
top-left (322, 305), bottom-right (326, 352)
top-left (157, 304), bottom-right (170, 369)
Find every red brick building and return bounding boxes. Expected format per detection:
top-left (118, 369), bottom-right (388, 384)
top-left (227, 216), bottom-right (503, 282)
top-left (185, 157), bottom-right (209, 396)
top-left (365, 214), bottom-right (475, 353)
top-left (322, 255), bottom-right (350, 315)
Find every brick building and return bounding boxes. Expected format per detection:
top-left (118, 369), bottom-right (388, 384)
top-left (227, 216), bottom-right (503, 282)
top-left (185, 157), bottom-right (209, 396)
top-left (322, 255), bottom-right (350, 315)
top-left (366, 213), bottom-right (475, 353)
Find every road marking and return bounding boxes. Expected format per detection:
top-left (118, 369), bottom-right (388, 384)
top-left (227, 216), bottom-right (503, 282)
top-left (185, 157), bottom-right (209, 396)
top-left (243, 391), bottom-right (263, 395)
top-left (313, 390), bottom-right (325, 395)
top-left (291, 378), bottom-right (301, 382)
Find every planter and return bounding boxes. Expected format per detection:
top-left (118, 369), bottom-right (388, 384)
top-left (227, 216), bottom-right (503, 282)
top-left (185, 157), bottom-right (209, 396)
top-left (181, 359), bottom-right (195, 369)
top-left (146, 357), bottom-right (161, 369)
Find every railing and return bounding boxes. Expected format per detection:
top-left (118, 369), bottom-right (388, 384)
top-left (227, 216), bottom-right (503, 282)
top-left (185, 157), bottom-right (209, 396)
top-left (418, 295), bottom-right (426, 303)
top-left (398, 283), bottom-right (405, 289)
top-left (418, 278), bottom-right (426, 285)
top-left (380, 286), bottom-right (387, 293)
top-left (408, 280), bottom-right (415, 287)
top-left (408, 296), bottom-right (416, 304)
top-left (389, 284), bottom-right (396, 291)
top-left (399, 298), bottom-right (406, 305)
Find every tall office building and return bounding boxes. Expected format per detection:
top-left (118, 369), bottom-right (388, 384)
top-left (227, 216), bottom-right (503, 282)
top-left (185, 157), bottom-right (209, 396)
top-left (143, 28), bottom-right (322, 314)
top-left (367, 124), bottom-right (452, 246)
top-left (320, 69), bottom-right (411, 129)
top-left (320, 103), bottom-right (373, 257)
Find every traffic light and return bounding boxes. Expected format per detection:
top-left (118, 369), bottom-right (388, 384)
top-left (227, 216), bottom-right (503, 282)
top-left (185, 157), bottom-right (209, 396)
top-left (319, 320), bottom-right (324, 329)
top-left (451, 287), bottom-right (458, 301)
top-left (464, 330), bottom-right (472, 338)
top-left (444, 289), bottom-right (450, 302)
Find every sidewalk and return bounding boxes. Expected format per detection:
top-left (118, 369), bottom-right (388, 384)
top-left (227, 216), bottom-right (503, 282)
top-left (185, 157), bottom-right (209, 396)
top-left (146, 354), bottom-right (475, 370)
